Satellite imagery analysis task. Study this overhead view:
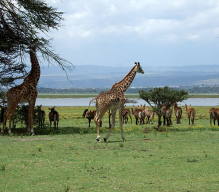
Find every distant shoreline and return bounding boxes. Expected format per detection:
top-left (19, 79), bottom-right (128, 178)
top-left (37, 94), bottom-right (219, 99)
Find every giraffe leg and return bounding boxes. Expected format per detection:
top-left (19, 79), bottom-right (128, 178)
top-left (7, 111), bottom-right (15, 135)
top-left (95, 120), bottom-right (101, 142)
top-left (2, 102), bottom-right (18, 135)
top-left (94, 107), bottom-right (105, 142)
top-left (104, 109), bottom-right (116, 142)
top-left (8, 114), bottom-right (13, 135)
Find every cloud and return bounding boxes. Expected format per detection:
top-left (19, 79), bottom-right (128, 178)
top-left (39, 0), bottom-right (219, 68)
top-left (46, 0), bottom-right (219, 43)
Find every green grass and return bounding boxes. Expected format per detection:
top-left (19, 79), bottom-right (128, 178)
top-left (1, 106), bottom-right (219, 191)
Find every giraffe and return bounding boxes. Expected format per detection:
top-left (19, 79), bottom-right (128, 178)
top-left (1, 39), bottom-right (40, 135)
top-left (86, 62), bottom-right (144, 142)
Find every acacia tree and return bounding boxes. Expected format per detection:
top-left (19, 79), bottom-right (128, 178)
top-left (139, 86), bottom-right (188, 126)
top-left (0, 0), bottom-right (73, 89)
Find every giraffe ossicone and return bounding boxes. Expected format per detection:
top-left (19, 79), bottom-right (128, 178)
top-left (87, 62), bottom-right (144, 142)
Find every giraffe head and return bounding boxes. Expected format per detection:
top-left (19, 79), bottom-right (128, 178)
top-left (134, 62), bottom-right (144, 74)
top-left (29, 38), bottom-right (38, 52)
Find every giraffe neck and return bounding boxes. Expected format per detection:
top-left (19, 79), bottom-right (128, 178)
top-left (23, 50), bottom-right (40, 87)
top-left (116, 65), bottom-right (137, 92)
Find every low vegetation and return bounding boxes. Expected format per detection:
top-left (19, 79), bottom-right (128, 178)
top-left (0, 106), bottom-right (219, 191)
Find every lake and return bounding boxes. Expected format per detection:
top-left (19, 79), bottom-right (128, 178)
top-left (35, 98), bottom-right (219, 107)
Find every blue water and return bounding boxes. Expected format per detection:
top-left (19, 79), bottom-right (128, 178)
top-left (35, 98), bottom-right (219, 107)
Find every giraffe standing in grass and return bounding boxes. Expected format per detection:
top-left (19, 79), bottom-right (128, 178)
top-left (1, 39), bottom-right (40, 135)
top-left (87, 62), bottom-right (144, 142)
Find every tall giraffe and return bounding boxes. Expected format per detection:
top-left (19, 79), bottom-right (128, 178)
top-left (87, 62), bottom-right (144, 142)
top-left (1, 39), bottom-right (40, 135)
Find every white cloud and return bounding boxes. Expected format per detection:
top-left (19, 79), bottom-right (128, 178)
top-left (45, 0), bottom-right (219, 43)
top-left (42, 0), bottom-right (219, 68)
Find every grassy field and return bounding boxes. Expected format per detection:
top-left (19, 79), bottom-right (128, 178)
top-left (0, 106), bottom-right (219, 191)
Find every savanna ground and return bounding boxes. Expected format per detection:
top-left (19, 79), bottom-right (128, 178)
top-left (0, 106), bottom-right (219, 191)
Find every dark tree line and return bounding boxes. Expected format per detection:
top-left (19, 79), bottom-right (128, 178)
top-left (35, 86), bottom-right (219, 95)
top-left (188, 86), bottom-right (219, 93)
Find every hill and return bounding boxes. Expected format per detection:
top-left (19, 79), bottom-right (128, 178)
top-left (35, 65), bottom-right (219, 88)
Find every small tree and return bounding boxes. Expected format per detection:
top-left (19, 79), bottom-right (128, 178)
top-left (139, 86), bottom-right (188, 126)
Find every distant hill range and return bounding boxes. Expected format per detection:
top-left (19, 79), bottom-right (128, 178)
top-left (36, 65), bottom-right (219, 88)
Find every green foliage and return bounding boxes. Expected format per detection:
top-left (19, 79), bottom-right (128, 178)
top-left (139, 86), bottom-right (188, 107)
top-left (0, 104), bottom-right (39, 132)
top-left (139, 86), bottom-right (189, 126)
top-left (0, 0), bottom-right (73, 88)
top-left (13, 104), bottom-right (39, 129)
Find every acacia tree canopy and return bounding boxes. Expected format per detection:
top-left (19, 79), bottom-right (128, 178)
top-left (0, 0), bottom-right (73, 87)
top-left (139, 86), bottom-right (189, 126)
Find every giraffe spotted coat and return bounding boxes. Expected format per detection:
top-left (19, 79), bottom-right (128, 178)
top-left (87, 62), bottom-right (144, 142)
top-left (2, 39), bottom-right (40, 135)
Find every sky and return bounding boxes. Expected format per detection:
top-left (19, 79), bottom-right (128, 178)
top-left (43, 0), bottom-right (219, 68)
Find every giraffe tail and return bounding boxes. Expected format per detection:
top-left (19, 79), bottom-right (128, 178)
top-left (87, 97), bottom-right (98, 110)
